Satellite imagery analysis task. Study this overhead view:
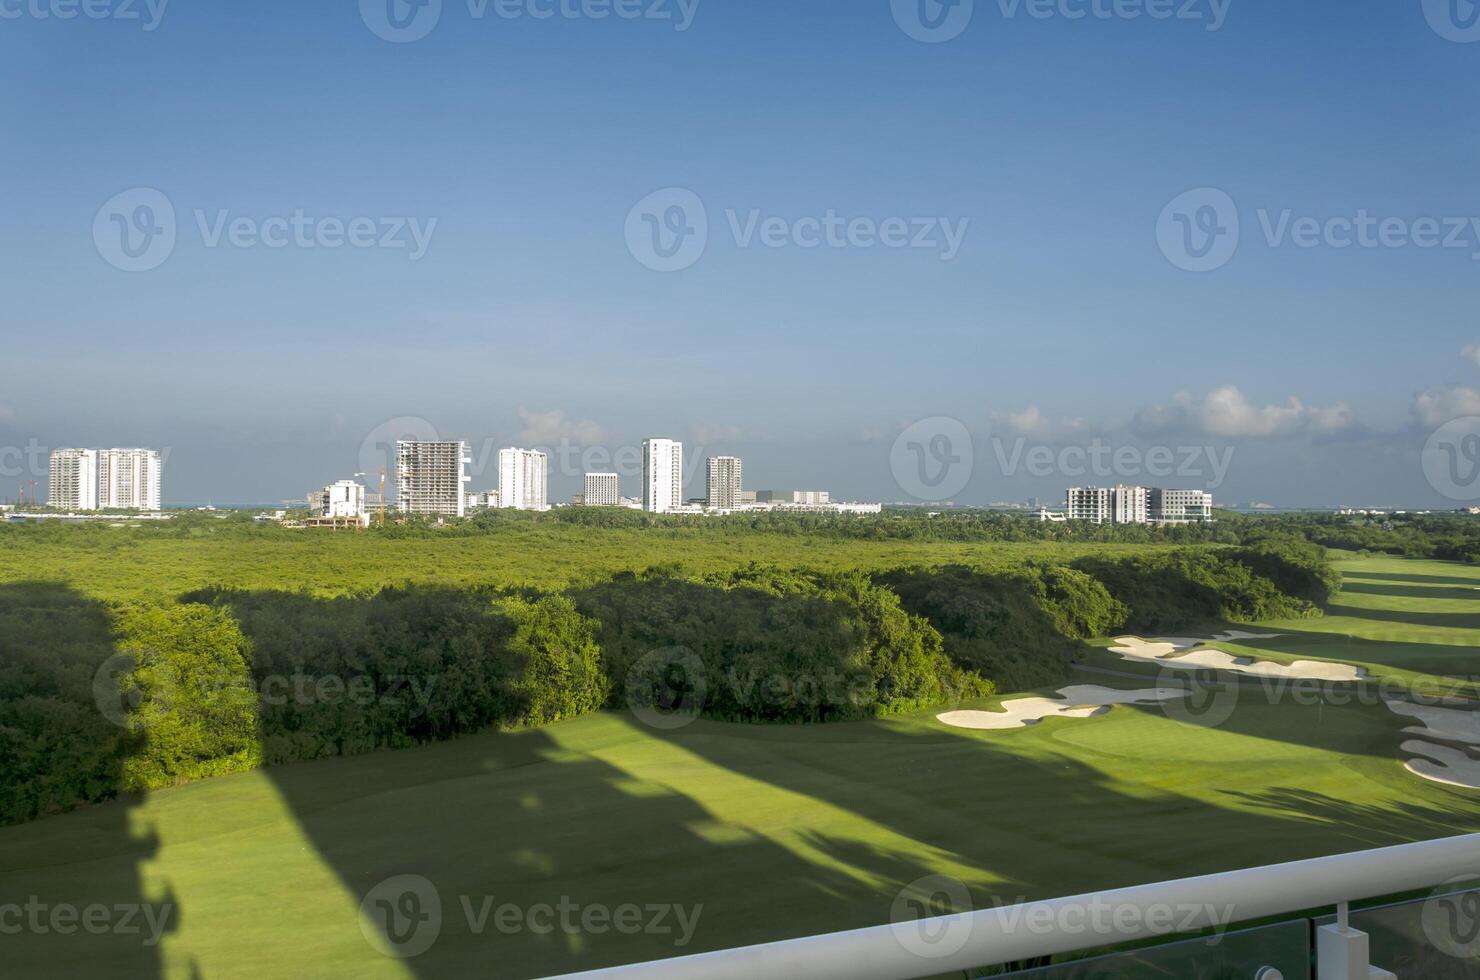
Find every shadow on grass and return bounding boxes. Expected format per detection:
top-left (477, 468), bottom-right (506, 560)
top-left (1338, 582), bottom-right (1480, 602)
top-left (0, 583), bottom-right (173, 979)
top-left (1232, 622), bottom-right (1480, 669)
top-left (1323, 602), bottom-right (1480, 631)
top-left (1341, 570), bottom-right (1480, 588)
top-left (648, 707), bottom-right (1480, 973)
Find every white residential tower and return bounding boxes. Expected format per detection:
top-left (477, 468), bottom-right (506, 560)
top-left (48, 449), bottom-right (99, 511)
top-left (642, 438), bottom-right (683, 513)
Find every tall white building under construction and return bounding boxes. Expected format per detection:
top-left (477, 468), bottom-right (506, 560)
top-left (498, 448), bottom-right (549, 511)
top-left (642, 438), bottom-right (683, 513)
top-left (48, 449), bottom-right (99, 511)
top-left (397, 441), bottom-right (470, 517)
top-left (99, 448), bottom-right (162, 510)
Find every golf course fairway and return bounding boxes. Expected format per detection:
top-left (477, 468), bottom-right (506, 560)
top-left (3, 552), bottom-right (1479, 978)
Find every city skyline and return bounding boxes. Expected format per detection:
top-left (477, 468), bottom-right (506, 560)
top-left (3, 4), bottom-right (1478, 509)
top-left (16, 418), bottom-right (1480, 511)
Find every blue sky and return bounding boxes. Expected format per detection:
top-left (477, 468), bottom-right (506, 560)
top-left (2, 0), bottom-right (1478, 507)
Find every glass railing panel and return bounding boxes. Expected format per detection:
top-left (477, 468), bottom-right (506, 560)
top-left (983, 919), bottom-right (1310, 979)
top-left (1316, 885), bottom-right (1480, 978)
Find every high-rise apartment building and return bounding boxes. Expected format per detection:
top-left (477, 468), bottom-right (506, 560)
top-left (1065, 486), bottom-right (1110, 523)
top-left (99, 449), bottom-right (162, 510)
top-left (397, 441), bottom-right (470, 517)
top-left (642, 438), bottom-right (683, 513)
top-left (48, 449), bottom-right (98, 511)
top-left (498, 448), bottom-right (549, 511)
top-left (1111, 485), bottom-right (1149, 524)
top-left (583, 472), bottom-right (620, 507)
top-left (705, 456), bottom-right (742, 510)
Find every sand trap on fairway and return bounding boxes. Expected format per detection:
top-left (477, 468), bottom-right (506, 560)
top-left (937, 685), bottom-right (1188, 731)
top-left (1385, 700), bottom-right (1480, 746)
top-left (1384, 700), bottom-right (1480, 790)
top-left (1400, 739), bottom-right (1480, 791)
top-left (1155, 630), bottom-right (1286, 651)
top-left (1109, 636), bottom-right (1366, 682)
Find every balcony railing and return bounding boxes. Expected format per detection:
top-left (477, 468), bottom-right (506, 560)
top-left (550, 833), bottom-right (1480, 980)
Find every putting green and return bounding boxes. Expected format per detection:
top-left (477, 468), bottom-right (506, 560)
top-left (2, 553), bottom-right (1479, 979)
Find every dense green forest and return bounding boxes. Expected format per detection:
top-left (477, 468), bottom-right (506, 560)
top-left (0, 513), bottom-right (1338, 825)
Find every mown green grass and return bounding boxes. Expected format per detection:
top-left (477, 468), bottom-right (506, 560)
top-left (1, 553), bottom-right (1478, 978)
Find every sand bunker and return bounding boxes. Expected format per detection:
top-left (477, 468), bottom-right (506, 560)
top-left (1384, 700), bottom-right (1480, 790)
top-left (1385, 700), bottom-right (1480, 746)
top-left (938, 685), bottom-right (1188, 731)
top-left (1155, 630), bottom-right (1285, 651)
top-left (1400, 739), bottom-right (1480, 791)
top-left (1109, 636), bottom-right (1366, 683)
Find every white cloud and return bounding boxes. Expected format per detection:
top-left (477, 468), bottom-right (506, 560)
top-left (990, 406), bottom-right (1095, 440)
top-left (1464, 344), bottom-right (1480, 368)
top-left (0, 403), bottom-right (13, 421)
top-left (515, 407), bottom-right (608, 446)
top-left (1414, 386), bottom-right (1480, 428)
top-left (1135, 385), bottom-right (1355, 439)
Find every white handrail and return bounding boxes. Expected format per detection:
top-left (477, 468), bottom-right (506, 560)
top-left (549, 833), bottom-right (1480, 980)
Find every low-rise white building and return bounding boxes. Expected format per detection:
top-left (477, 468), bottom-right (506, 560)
top-left (466, 490), bottom-right (499, 511)
top-left (1150, 488), bottom-right (1214, 523)
top-left (1066, 486), bottom-right (1213, 524)
top-left (307, 480), bottom-right (369, 527)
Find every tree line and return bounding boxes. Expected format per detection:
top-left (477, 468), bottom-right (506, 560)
top-left (0, 540), bottom-right (1335, 825)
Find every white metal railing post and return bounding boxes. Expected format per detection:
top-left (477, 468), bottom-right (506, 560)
top-left (1315, 900), bottom-right (1398, 980)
